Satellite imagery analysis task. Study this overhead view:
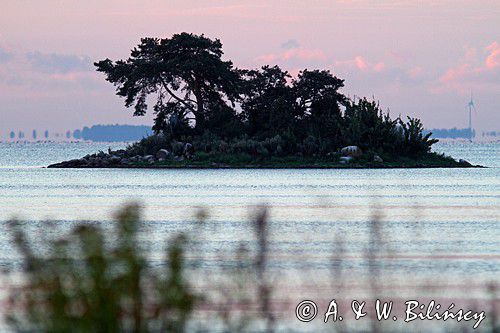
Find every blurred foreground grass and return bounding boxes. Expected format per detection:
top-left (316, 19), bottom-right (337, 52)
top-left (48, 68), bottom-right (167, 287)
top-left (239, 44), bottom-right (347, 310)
top-left (3, 203), bottom-right (499, 333)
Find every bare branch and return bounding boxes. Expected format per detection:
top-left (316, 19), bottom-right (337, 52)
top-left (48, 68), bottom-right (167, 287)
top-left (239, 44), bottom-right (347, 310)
top-left (159, 78), bottom-right (197, 113)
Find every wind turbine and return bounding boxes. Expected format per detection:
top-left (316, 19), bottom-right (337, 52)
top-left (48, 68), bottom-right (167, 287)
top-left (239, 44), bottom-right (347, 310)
top-left (467, 93), bottom-right (477, 140)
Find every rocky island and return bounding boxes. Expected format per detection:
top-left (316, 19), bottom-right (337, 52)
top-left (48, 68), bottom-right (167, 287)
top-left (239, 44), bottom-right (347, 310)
top-left (48, 33), bottom-right (478, 169)
top-left (48, 138), bottom-right (477, 169)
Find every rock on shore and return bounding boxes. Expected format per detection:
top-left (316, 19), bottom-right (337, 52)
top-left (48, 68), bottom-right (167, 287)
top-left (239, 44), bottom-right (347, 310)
top-left (48, 143), bottom-right (194, 168)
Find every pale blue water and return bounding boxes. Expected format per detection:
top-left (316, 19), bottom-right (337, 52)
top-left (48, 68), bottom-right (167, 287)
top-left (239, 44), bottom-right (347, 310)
top-left (0, 141), bottom-right (498, 331)
top-left (0, 140), bottom-right (498, 267)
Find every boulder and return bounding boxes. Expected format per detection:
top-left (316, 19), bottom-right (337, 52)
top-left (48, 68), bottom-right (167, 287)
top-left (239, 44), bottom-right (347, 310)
top-left (341, 146), bottom-right (362, 157)
top-left (109, 155), bottom-right (121, 164)
top-left (156, 149), bottom-right (171, 160)
top-left (130, 155), bottom-right (141, 162)
top-left (339, 156), bottom-right (353, 164)
top-left (373, 155), bottom-right (383, 163)
top-left (172, 141), bottom-right (185, 156)
top-left (142, 155), bottom-right (155, 164)
top-left (458, 159), bottom-right (472, 167)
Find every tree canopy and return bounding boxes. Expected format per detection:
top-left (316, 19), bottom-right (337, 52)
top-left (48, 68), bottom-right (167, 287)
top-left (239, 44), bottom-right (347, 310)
top-left (95, 33), bottom-right (241, 132)
top-left (96, 32), bottom-right (437, 157)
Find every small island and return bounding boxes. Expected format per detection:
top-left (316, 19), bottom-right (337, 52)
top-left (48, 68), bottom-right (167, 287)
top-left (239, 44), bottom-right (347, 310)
top-left (49, 33), bottom-right (478, 169)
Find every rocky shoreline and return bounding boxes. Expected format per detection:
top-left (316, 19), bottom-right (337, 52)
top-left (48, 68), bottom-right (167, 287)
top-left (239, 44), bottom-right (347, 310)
top-left (47, 143), bottom-right (479, 169)
top-left (48, 143), bottom-right (194, 168)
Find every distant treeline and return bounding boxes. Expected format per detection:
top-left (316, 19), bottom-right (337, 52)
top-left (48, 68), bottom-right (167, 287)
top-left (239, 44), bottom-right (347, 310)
top-left (7, 125), bottom-right (151, 142)
top-left (7, 126), bottom-right (497, 142)
top-left (74, 125), bottom-right (152, 142)
top-left (425, 127), bottom-right (475, 139)
top-left (9, 129), bottom-right (59, 140)
top-left (483, 130), bottom-right (499, 137)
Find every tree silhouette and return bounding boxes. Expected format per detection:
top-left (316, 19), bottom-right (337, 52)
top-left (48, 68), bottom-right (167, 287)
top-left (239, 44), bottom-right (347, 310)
top-left (94, 32), bottom-right (438, 158)
top-left (242, 65), bottom-right (297, 137)
top-left (95, 33), bottom-right (241, 133)
top-left (294, 69), bottom-right (345, 147)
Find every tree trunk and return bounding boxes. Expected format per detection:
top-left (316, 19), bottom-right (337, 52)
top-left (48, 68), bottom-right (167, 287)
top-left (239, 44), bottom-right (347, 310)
top-left (193, 83), bottom-right (205, 131)
top-left (194, 103), bottom-right (205, 131)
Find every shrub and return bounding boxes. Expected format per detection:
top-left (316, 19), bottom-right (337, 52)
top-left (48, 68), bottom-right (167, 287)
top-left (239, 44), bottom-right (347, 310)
top-left (171, 140), bottom-right (186, 156)
top-left (301, 135), bottom-right (319, 156)
top-left (399, 117), bottom-right (439, 155)
top-left (126, 134), bottom-right (171, 156)
top-left (7, 204), bottom-right (195, 333)
top-left (120, 103), bottom-right (439, 162)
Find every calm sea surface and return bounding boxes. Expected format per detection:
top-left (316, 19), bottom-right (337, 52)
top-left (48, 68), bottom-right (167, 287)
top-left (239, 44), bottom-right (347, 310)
top-left (0, 141), bottom-right (498, 331)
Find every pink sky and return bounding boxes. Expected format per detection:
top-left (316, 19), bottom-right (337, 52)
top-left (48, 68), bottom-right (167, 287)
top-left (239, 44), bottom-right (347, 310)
top-left (1, 0), bottom-right (499, 136)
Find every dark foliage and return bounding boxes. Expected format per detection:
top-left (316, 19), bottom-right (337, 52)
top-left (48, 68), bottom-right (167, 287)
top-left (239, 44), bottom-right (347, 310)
top-left (95, 33), bottom-right (241, 133)
top-left (6, 204), bottom-right (280, 332)
top-left (7, 204), bottom-right (195, 332)
top-left (96, 32), bottom-right (438, 158)
top-left (398, 117), bottom-right (439, 155)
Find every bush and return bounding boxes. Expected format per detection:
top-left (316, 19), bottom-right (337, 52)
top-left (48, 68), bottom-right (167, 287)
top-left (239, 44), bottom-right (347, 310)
top-left (341, 98), bottom-right (438, 156)
top-left (399, 117), bottom-right (439, 155)
top-left (7, 204), bottom-right (195, 332)
top-left (6, 204), bottom-right (279, 333)
top-left (171, 140), bottom-right (186, 156)
top-left (96, 33), bottom-right (439, 162)
top-left (126, 134), bottom-right (172, 156)
top-left (300, 135), bottom-right (319, 156)
top-left (120, 102), bottom-right (439, 162)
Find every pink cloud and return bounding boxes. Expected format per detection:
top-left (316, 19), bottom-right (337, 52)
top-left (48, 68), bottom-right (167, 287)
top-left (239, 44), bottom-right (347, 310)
top-left (335, 56), bottom-right (386, 73)
top-left (408, 66), bottom-right (423, 79)
top-left (0, 46), bottom-right (102, 95)
top-left (107, 5), bottom-right (254, 18)
top-left (435, 41), bottom-right (500, 93)
top-left (283, 48), bottom-right (326, 61)
top-left (354, 56), bottom-right (368, 70)
top-left (256, 47), bottom-right (327, 64)
top-left (288, 68), bottom-right (301, 79)
top-left (49, 72), bottom-right (97, 82)
top-left (485, 42), bottom-right (500, 69)
top-left (373, 62), bottom-right (385, 72)
top-left (439, 64), bottom-right (470, 84)
top-left (255, 53), bottom-right (277, 63)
